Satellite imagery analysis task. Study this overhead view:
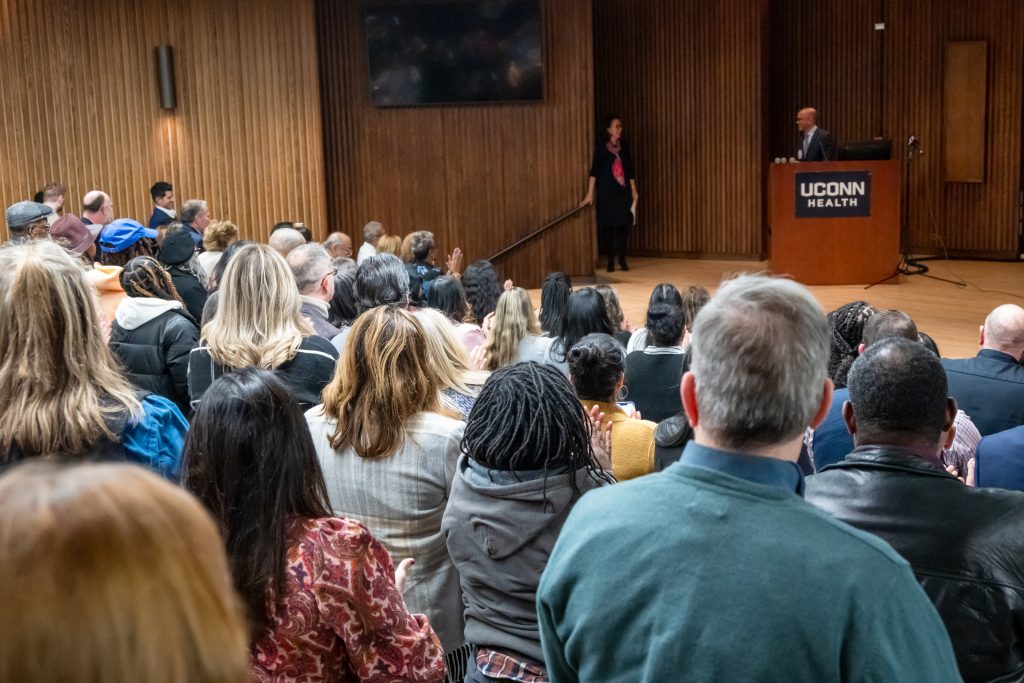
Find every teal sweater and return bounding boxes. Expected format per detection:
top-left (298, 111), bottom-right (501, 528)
top-left (537, 442), bottom-right (962, 683)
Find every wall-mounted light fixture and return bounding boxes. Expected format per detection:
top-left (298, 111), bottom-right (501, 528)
top-left (155, 45), bottom-right (177, 110)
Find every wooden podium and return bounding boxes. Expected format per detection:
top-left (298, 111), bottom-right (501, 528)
top-left (769, 160), bottom-right (901, 285)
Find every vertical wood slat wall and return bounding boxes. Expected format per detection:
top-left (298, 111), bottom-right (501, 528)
top-left (316, 0), bottom-right (595, 286)
top-left (0, 0), bottom-right (325, 243)
top-left (593, 0), bottom-right (769, 259)
top-left (770, 0), bottom-right (1024, 257)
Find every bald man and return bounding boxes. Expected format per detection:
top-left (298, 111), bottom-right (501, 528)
top-left (323, 231), bottom-right (353, 259)
top-left (796, 108), bottom-right (835, 162)
top-left (81, 190), bottom-right (114, 227)
top-left (942, 304), bottom-right (1024, 435)
top-left (268, 227), bottom-right (305, 258)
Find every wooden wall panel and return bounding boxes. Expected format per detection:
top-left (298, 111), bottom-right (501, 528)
top-left (316, 0), bottom-right (594, 286)
top-left (0, 0), bottom-right (325, 243)
top-left (771, 0), bottom-right (1024, 258)
top-left (594, 0), bottom-right (768, 258)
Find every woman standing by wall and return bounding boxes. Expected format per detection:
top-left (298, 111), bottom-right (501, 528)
top-left (581, 115), bottom-right (638, 272)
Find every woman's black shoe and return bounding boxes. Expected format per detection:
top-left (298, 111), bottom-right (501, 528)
top-left (619, 260), bottom-right (630, 271)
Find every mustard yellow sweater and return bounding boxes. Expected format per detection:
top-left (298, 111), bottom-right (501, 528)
top-left (580, 400), bottom-right (657, 481)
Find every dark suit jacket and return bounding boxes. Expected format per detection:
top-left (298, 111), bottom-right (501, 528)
top-left (148, 207), bottom-right (173, 230)
top-left (977, 426), bottom-right (1024, 492)
top-left (943, 350), bottom-right (1024, 436)
top-left (798, 128), bottom-right (835, 162)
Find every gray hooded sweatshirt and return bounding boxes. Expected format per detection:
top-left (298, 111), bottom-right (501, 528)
top-left (441, 454), bottom-right (606, 664)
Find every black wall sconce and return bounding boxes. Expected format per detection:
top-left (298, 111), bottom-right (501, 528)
top-left (155, 45), bottom-right (176, 110)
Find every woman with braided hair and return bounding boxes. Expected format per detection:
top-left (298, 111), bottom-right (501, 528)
top-left (108, 256), bottom-right (200, 416)
top-left (826, 301), bottom-right (876, 389)
top-left (442, 362), bottom-right (614, 681)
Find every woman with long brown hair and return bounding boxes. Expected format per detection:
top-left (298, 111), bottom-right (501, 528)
top-left (0, 241), bottom-right (187, 479)
top-left (306, 306), bottom-right (469, 678)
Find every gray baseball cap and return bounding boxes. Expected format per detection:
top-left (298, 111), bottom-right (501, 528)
top-left (6, 201), bottom-right (53, 230)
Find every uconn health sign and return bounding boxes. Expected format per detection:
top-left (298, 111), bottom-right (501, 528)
top-left (795, 171), bottom-right (871, 218)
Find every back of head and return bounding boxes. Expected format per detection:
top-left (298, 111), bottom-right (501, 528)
top-left (202, 220), bottom-right (238, 252)
top-left (568, 332), bottom-right (625, 401)
top-left (328, 272), bottom-right (358, 327)
top-left (414, 307), bottom-right (485, 395)
top-left (179, 199), bottom-right (207, 225)
top-left (0, 461), bottom-right (249, 683)
top-left (267, 227), bottom-right (305, 257)
top-left (557, 288), bottom-right (616, 360)
top-left (355, 252), bottom-right (410, 311)
top-left (399, 233), bottom-right (416, 263)
top-left (150, 181), bottom-right (173, 202)
top-left (485, 287), bottom-right (540, 370)
top-left (646, 302), bottom-right (684, 347)
top-left (408, 230), bottom-right (435, 262)
top-left (826, 300), bottom-right (876, 388)
top-left (120, 256), bottom-right (185, 307)
top-left (203, 243), bottom-right (312, 369)
top-left (464, 362), bottom-right (612, 497)
top-left (42, 182), bottom-right (66, 203)
top-left (376, 233), bottom-right (402, 256)
top-left (594, 284), bottom-right (625, 332)
top-left (461, 260), bottom-right (502, 325)
top-left (182, 368), bottom-right (330, 631)
top-left (82, 190), bottom-right (108, 214)
top-left (363, 220), bottom-right (384, 243)
top-left (847, 337), bottom-right (950, 449)
top-left (286, 243), bottom-right (332, 294)
top-left (690, 274), bottom-right (828, 450)
top-left (649, 282), bottom-right (683, 309)
top-left (0, 241), bottom-right (140, 457)
top-left (539, 272), bottom-right (572, 335)
top-left (862, 309), bottom-right (918, 348)
top-left (681, 285), bottom-right (711, 331)
top-left (322, 306), bottom-right (439, 458)
top-left (207, 239), bottom-right (255, 292)
top-left (983, 304), bottom-right (1024, 358)
top-left (427, 275), bottom-right (469, 322)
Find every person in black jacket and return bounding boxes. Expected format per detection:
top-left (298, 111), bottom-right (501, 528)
top-left (580, 115), bottom-right (638, 272)
top-left (158, 224), bottom-right (208, 322)
top-left (806, 338), bottom-right (1024, 683)
top-left (109, 257), bottom-right (200, 416)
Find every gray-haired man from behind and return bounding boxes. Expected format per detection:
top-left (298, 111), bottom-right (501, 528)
top-left (357, 220), bottom-right (385, 264)
top-left (536, 274), bottom-right (960, 682)
top-left (287, 243), bottom-right (340, 340)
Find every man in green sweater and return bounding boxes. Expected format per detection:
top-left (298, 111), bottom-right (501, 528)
top-left (537, 274), bottom-right (961, 683)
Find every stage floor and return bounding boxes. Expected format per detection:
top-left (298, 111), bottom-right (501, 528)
top-left (528, 257), bottom-right (1024, 360)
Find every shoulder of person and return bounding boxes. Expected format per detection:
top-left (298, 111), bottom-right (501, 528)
top-left (300, 334), bottom-right (341, 359)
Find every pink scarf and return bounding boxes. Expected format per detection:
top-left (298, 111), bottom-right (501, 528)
top-left (606, 141), bottom-right (626, 187)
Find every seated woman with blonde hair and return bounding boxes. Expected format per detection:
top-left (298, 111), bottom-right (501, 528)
top-left (306, 306), bottom-right (470, 678)
top-left (188, 243), bottom-right (338, 410)
top-left (375, 233), bottom-right (402, 257)
top-left (414, 307), bottom-right (490, 419)
top-left (476, 286), bottom-right (555, 371)
top-left (0, 461), bottom-right (250, 683)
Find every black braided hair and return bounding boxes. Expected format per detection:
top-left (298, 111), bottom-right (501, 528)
top-left (539, 272), bottom-right (572, 336)
top-left (826, 301), bottom-right (876, 389)
top-left (462, 362), bottom-right (614, 502)
top-left (120, 256), bottom-right (187, 309)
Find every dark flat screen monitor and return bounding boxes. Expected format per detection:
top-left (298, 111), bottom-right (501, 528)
top-left (838, 139), bottom-right (892, 161)
top-left (364, 0), bottom-right (543, 107)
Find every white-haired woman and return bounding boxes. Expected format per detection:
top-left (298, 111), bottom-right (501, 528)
top-left (188, 243), bottom-right (338, 410)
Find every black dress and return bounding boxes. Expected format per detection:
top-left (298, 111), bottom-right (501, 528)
top-left (589, 142), bottom-right (635, 268)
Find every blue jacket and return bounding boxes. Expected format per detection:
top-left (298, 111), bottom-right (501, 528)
top-left (943, 350), bottom-right (1024, 436)
top-left (976, 425), bottom-right (1024, 492)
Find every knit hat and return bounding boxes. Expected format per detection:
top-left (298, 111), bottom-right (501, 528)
top-left (158, 228), bottom-right (197, 266)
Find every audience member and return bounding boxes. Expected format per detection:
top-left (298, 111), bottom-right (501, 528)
top-left (399, 231), bottom-right (416, 263)
top-left (626, 282), bottom-right (683, 353)
top-left (268, 226), bottom-right (305, 257)
top-left (201, 239), bottom-right (255, 325)
top-left (461, 259), bottom-right (504, 327)
top-left (443, 362), bottom-right (615, 681)
top-left (976, 425), bottom-right (1024, 491)
top-left (188, 243), bottom-right (338, 410)
top-left (537, 274), bottom-right (959, 682)
top-left (5, 200), bottom-right (52, 243)
top-left (427, 275), bottom-right (485, 353)
top-left (538, 271), bottom-right (572, 337)
top-left (51, 213), bottom-right (100, 260)
top-left (271, 221), bottom-right (294, 233)
top-left (806, 337), bottom-right (1024, 682)
top-left (147, 181), bottom-right (176, 229)
top-left (85, 261), bottom-right (128, 335)
top-left (549, 287), bottom-right (616, 374)
top-left (287, 243), bottom-right (341, 340)
top-left (0, 241), bottom-right (187, 479)
top-left (358, 220), bottom-right (385, 263)
top-left (323, 231), bottom-right (353, 259)
top-left (0, 461), bottom-right (249, 683)
top-left (41, 182), bottom-right (65, 224)
top-left (179, 199), bottom-right (211, 252)
top-left (414, 308), bottom-right (489, 419)
top-left (680, 284), bottom-right (711, 346)
top-left (198, 220), bottom-right (238, 274)
top-left (98, 217), bottom-right (157, 266)
top-left (478, 286), bottom-right (554, 370)
top-left (81, 190), bottom-right (115, 227)
top-left (292, 222), bottom-right (313, 242)
top-left (330, 252), bottom-right (411, 353)
top-left (306, 306), bottom-right (469, 672)
top-left (108, 256), bottom-right (200, 416)
top-left (570, 333), bottom-right (656, 480)
top-left (826, 300), bottom-right (876, 389)
top-left (332, 255), bottom-right (357, 278)
top-left (624, 302), bottom-right (685, 423)
top-left (376, 233), bottom-right (402, 257)
top-left (183, 369), bottom-right (446, 682)
top-left (327, 271), bottom-right (358, 329)
top-left (406, 230), bottom-right (461, 306)
top-left (595, 284), bottom-right (633, 347)
top-left (158, 225), bottom-right (208, 322)
top-left (942, 304), bottom-right (1024, 435)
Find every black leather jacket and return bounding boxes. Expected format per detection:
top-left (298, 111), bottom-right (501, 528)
top-left (806, 446), bottom-right (1024, 683)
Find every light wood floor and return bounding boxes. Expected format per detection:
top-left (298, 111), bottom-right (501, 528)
top-left (527, 257), bottom-right (1024, 360)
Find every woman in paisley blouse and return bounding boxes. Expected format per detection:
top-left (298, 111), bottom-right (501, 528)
top-left (183, 367), bottom-right (446, 682)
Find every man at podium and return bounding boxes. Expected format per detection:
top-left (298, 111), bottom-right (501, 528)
top-left (796, 108), bottom-right (835, 161)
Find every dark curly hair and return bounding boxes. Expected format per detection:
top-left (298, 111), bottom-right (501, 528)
top-left (461, 260), bottom-right (503, 325)
top-left (567, 333), bottom-right (625, 402)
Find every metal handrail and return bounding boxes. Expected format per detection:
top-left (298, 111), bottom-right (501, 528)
top-left (486, 204), bottom-right (586, 261)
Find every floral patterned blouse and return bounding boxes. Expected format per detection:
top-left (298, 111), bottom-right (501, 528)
top-left (251, 517), bottom-right (446, 682)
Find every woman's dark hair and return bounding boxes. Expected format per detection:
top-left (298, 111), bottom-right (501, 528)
top-left (594, 284), bottom-right (625, 333)
top-left (208, 240), bottom-right (256, 292)
top-left (181, 368), bottom-right (332, 634)
top-left (567, 333), bottom-right (626, 401)
top-left (539, 272), bottom-right (572, 336)
top-left (681, 285), bottom-right (710, 331)
top-left (553, 288), bottom-right (616, 362)
top-left (600, 114), bottom-right (621, 142)
top-left (328, 272), bottom-right (358, 327)
top-left (463, 362), bottom-right (614, 499)
top-left (426, 275), bottom-right (469, 323)
top-left (646, 303), bottom-right (684, 347)
top-left (120, 256), bottom-right (184, 305)
top-left (648, 283), bottom-right (683, 309)
top-left (99, 238), bottom-right (153, 267)
top-left (827, 301), bottom-right (876, 389)
top-left (461, 260), bottom-right (503, 325)
top-left (918, 331), bottom-right (940, 357)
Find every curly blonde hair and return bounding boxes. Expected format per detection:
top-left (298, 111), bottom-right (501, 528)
top-left (202, 220), bottom-right (238, 252)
